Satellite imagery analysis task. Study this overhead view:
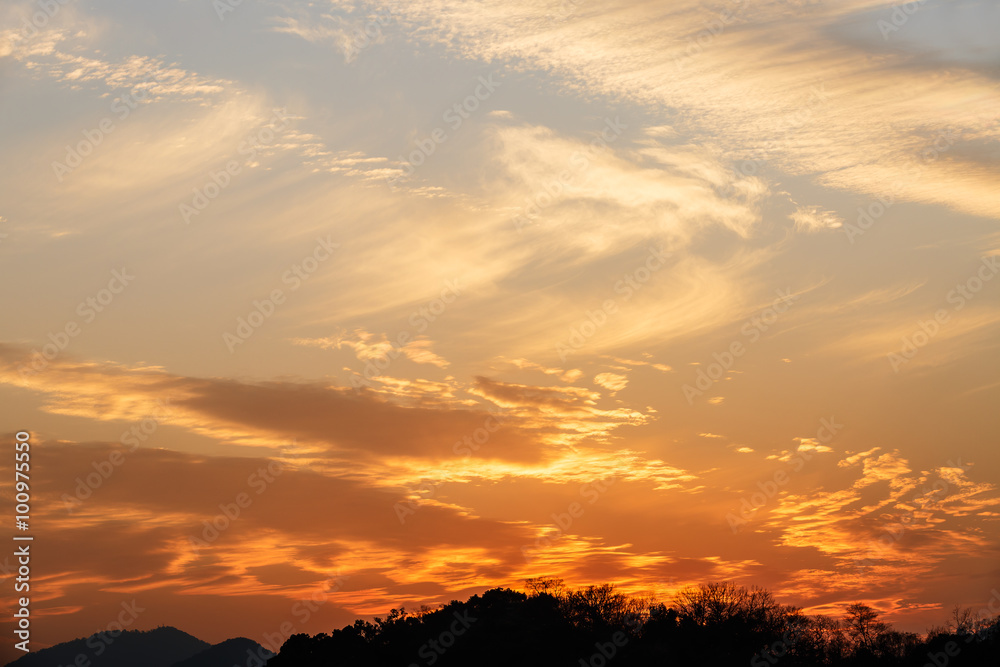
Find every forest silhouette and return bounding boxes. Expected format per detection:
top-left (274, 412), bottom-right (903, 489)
top-left (267, 579), bottom-right (1000, 667)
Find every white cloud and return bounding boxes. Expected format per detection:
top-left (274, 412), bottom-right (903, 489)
top-left (790, 205), bottom-right (844, 232)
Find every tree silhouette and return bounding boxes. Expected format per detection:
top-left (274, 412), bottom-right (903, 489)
top-left (844, 602), bottom-right (890, 658)
top-left (261, 581), bottom-right (1000, 667)
top-left (562, 583), bottom-right (646, 634)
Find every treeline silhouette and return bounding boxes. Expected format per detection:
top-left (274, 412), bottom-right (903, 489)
top-left (268, 579), bottom-right (1000, 667)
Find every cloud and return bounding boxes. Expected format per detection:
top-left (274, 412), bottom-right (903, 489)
top-left (323, 0), bottom-right (1000, 219)
top-left (609, 356), bottom-right (673, 373)
top-left (3, 0), bottom-right (999, 643)
top-left (0, 345), bottom-right (545, 464)
top-left (502, 358), bottom-right (583, 383)
top-left (790, 205), bottom-right (844, 232)
top-left (760, 448), bottom-right (1000, 597)
top-left (293, 329), bottom-right (451, 368)
top-left (495, 122), bottom-right (768, 248)
top-left (269, 5), bottom-right (392, 64)
top-left (593, 372), bottom-right (628, 393)
top-left (0, 438), bottom-right (539, 643)
top-left (794, 437), bottom-right (834, 455)
top-left (469, 375), bottom-right (649, 446)
top-left (2, 14), bottom-right (231, 103)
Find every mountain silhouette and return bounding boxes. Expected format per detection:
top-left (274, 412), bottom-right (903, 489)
top-left (171, 638), bottom-right (273, 667)
top-left (7, 582), bottom-right (999, 667)
top-left (4, 627), bottom-right (209, 667)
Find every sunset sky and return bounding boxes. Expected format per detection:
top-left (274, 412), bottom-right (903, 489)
top-left (1, 0), bottom-right (1000, 655)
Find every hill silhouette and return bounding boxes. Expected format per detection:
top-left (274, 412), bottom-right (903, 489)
top-left (4, 627), bottom-right (209, 667)
top-left (171, 637), bottom-right (274, 667)
top-left (6, 581), bottom-right (998, 667)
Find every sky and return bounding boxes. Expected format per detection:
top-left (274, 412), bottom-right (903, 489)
top-left (1, 0), bottom-right (999, 655)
